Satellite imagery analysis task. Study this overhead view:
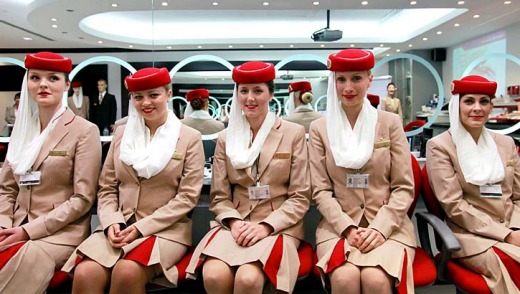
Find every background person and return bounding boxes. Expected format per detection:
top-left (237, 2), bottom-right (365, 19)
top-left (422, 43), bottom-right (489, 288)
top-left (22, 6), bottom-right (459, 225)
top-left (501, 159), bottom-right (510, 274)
top-left (67, 81), bottom-right (89, 119)
top-left (0, 51), bottom-right (101, 293)
top-left (284, 80), bottom-right (323, 132)
top-left (381, 82), bottom-right (403, 121)
top-left (1, 92), bottom-right (20, 136)
top-left (427, 75), bottom-right (520, 293)
top-left (90, 78), bottom-right (117, 134)
top-left (182, 88), bottom-right (225, 135)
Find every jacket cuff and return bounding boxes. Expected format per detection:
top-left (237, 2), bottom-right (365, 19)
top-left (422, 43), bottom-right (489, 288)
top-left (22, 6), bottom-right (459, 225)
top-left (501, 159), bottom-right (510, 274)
top-left (99, 211), bottom-right (126, 231)
top-left (215, 211), bottom-right (243, 229)
top-left (21, 217), bottom-right (49, 240)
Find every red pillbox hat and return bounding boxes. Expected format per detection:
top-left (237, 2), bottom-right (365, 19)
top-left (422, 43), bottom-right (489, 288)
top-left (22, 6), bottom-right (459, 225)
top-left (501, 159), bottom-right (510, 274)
top-left (186, 88), bottom-right (210, 102)
top-left (25, 52), bottom-right (72, 73)
top-left (125, 67), bottom-right (171, 92)
top-left (327, 49), bottom-right (374, 72)
top-left (288, 81), bottom-right (312, 93)
top-left (451, 75), bottom-right (497, 97)
top-left (232, 61), bottom-right (275, 84)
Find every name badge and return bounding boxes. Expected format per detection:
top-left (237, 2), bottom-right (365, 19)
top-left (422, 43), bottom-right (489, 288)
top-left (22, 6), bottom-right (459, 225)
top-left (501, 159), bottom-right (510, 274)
top-left (49, 150), bottom-right (67, 156)
top-left (347, 174), bottom-right (369, 189)
top-left (274, 152), bottom-right (291, 159)
top-left (172, 152), bottom-right (183, 160)
top-left (480, 184), bottom-right (502, 198)
top-left (20, 171), bottom-right (41, 186)
top-left (374, 140), bottom-right (391, 149)
top-left (248, 184), bottom-right (271, 200)
top-left (507, 159), bottom-right (517, 167)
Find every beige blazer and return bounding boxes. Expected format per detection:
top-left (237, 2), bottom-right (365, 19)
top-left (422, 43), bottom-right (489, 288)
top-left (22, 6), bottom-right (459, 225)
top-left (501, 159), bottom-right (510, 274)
top-left (4, 105), bottom-right (16, 124)
top-left (0, 109), bottom-right (101, 246)
top-left (381, 97), bottom-right (403, 120)
top-left (181, 117), bottom-right (225, 135)
top-left (426, 131), bottom-right (520, 257)
top-left (67, 96), bottom-right (90, 120)
top-left (210, 117), bottom-right (311, 240)
top-left (284, 108), bottom-right (323, 133)
top-left (309, 112), bottom-right (416, 247)
top-left (97, 124), bottom-right (204, 246)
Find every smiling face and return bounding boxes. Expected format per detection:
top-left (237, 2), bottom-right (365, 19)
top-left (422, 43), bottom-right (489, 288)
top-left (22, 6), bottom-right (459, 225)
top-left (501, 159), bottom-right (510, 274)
top-left (132, 86), bottom-right (171, 126)
top-left (459, 93), bottom-right (493, 133)
top-left (387, 83), bottom-right (397, 97)
top-left (237, 82), bottom-right (272, 121)
top-left (335, 71), bottom-right (373, 111)
top-left (27, 69), bottom-right (69, 109)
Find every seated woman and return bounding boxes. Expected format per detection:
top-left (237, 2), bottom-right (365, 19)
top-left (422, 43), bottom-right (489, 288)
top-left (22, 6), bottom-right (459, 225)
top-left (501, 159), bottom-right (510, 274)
top-left (63, 67), bottom-right (204, 293)
top-left (182, 88), bottom-right (225, 135)
top-left (427, 75), bottom-right (520, 293)
top-left (0, 52), bottom-right (101, 293)
top-left (309, 49), bottom-right (416, 294)
top-left (284, 81), bottom-right (322, 132)
top-left (186, 61), bottom-right (311, 294)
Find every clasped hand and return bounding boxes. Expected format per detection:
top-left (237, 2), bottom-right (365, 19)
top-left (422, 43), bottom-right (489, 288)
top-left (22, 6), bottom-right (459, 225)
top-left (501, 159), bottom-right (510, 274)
top-left (229, 220), bottom-right (273, 247)
top-left (0, 227), bottom-right (29, 247)
top-left (107, 224), bottom-right (141, 249)
top-left (344, 227), bottom-right (385, 253)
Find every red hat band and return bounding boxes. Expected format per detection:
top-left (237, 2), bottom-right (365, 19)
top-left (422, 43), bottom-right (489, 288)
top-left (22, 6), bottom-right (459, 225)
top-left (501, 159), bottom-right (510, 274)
top-left (327, 49), bottom-right (374, 72)
top-left (25, 51), bottom-right (72, 73)
top-left (451, 75), bottom-right (497, 97)
top-left (125, 67), bottom-right (171, 92)
top-left (186, 88), bottom-right (210, 102)
top-left (232, 61), bottom-right (275, 84)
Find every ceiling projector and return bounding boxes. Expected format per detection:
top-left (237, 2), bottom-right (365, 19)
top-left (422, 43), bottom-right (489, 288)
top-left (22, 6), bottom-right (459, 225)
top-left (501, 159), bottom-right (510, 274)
top-left (311, 28), bottom-right (343, 42)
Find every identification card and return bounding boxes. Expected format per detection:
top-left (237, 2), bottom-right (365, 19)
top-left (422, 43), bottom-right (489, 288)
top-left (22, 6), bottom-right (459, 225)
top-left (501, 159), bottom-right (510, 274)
top-left (347, 174), bottom-right (369, 189)
top-left (248, 184), bottom-right (270, 200)
top-left (479, 184), bottom-right (502, 198)
top-left (19, 171), bottom-right (41, 186)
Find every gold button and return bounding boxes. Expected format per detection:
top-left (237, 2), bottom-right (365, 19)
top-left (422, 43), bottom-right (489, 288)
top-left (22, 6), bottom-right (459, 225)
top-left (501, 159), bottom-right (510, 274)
top-left (500, 218), bottom-right (505, 223)
top-left (360, 204), bottom-right (365, 209)
top-left (249, 205), bottom-right (253, 210)
top-left (132, 208), bottom-right (136, 212)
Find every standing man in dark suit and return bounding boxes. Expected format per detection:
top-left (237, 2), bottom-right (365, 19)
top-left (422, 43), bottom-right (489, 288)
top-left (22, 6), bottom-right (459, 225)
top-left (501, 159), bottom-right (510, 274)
top-left (90, 79), bottom-right (117, 134)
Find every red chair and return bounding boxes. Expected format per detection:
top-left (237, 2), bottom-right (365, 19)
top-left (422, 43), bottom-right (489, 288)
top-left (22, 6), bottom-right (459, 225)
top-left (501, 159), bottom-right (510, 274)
top-left (419, 166), bottom-right (491, 294)
top-left (404, 120), bottom-right (426, 132)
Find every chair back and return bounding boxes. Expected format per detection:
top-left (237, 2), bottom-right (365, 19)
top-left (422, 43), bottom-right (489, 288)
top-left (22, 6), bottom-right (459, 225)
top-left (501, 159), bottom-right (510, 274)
top-left (408, 154), bottom-right (422, 218)
top-left (421, 165), bottom-right (449, 252)
top-left (404, 120), bottom-right (426, 132)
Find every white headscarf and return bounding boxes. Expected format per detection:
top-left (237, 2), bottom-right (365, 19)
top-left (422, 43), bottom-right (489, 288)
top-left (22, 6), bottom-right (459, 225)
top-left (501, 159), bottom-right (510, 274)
top-left (287, 92), bottom-right (296, 115)
top-left (119, 95), bottom-right (181, 179)
top-left (449, 94), bottom-right (504, 185)
top-left (7, 72), bottom-right (66, 175)
top-left (326, 71), bottom-right (378, 169)
top-left (225, 85), bottom-right (276, 169)
top-left (72, 86), bottom-right (83, 109)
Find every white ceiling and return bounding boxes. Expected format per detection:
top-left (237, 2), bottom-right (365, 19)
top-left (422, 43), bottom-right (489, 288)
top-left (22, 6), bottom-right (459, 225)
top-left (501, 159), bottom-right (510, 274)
top-left (1, 0), bottom-right (519, 54)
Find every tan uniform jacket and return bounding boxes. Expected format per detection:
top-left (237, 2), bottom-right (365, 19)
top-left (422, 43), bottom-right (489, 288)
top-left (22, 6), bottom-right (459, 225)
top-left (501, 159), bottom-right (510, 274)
top-left (181, 117), bottom-right (225, 135)
top-left (4, 105), bottom-right (16, 125)
top-left (97, 124), bottom-right (204, 245)
top-left (284, 108), bottom-right (323, 133)
top-left (67, 96), bottom-right (90, 120)
top-left (381, 97), bottom-right (403, 120)
top-left (309, 112), bottom-right (416, 247)
top-left (0, 109), bottom-right (101, 246)
top-left (210, 117), bottom-right (311, 240)
top-left (426, 131), bottom-right (520, 257)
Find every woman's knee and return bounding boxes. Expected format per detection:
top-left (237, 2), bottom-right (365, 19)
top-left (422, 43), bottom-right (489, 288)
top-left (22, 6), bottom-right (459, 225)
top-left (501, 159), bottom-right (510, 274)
top-left (234, 263), bottom-right (265, 290)
top-left (202, 258), bottom-right (234, 291)
top-left (360, 266), bottom-right (393, 292)
top-left (111, 260), bottom-right (150, 287)
top-left (72, 259), bottom-right (110, 291)
top-left (329, 263), bottom-right (361, 289)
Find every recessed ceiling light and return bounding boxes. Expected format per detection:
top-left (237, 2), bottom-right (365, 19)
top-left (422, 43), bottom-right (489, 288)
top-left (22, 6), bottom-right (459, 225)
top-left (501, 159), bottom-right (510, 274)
top-left (23, 37), bottom-right (32, 41)
top-left (380, 44), bottom-right (384, 47)
top-left (361, 1), bottom-right (368, 5)
top-left (289, 44), bottom-right (294, 48)
top-left (313, 1), bottom-right (320, 5)
top-left (454, 23), bottom-right (460, 27)
top-left (97, 40), bottom-right (103, 44)
top-left (51, 24), bottom-right (58, 28)
top-left (111, 3), bottom-right (118, 8)
top-left (259, 44), bottom-right (264, 48)
top-left (473, 14), bottom-right (480, 18)
top-left (262, 2), bottom-right (270, 6)
top-left (197, 45), bottom-right (202, 49)
top-left (50, 18), bottom-right (57, 22)
top-left (410, 1), bottom-right (417, 5)
top-left (166, 46), bottom-right (172, 49)
top-left (408, 44), bottom-right (413, 47)
top-left (221, 78), bottom-right (225, 80)
top-left (422, 37), bottom-right (428, 41)
top-left (457, 1), bottom-right (465, 4)
top-left (396, 49), bottom-right (401, 52)
top-left (504, 0), bottom-right (511, 4)
top-left (350, 44), bottom-right (355, 47)
top-left (386, 54), bottom-right (391, 57)
top-left (320, 44), bottom-right (325, 47)
top-left (161, 2), bottom-right (168, 6)
top-left (228, 45), bottom-right (233, 48)
top-left (128, 45), bottom-right (133, 48)
top-left (437, 31), bottom-right (442, 34)
top-left (212, 2), bottom-right (219, 5)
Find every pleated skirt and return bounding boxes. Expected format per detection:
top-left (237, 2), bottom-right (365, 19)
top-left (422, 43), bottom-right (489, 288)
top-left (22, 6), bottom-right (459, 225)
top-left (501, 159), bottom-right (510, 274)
top-left (186, 225), bottom-right (300, 293)
top-left (62, 232), bottom-right (187, 288)
top-left (316, 237), bottom-right (415, 294)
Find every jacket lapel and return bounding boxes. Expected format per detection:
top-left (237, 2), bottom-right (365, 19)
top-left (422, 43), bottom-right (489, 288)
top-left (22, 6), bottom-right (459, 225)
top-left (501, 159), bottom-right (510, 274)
top-left (32, 109), bottom-right (73, 171)
top-left (257, 117), bottom-right (283, 180)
